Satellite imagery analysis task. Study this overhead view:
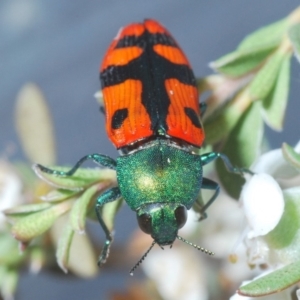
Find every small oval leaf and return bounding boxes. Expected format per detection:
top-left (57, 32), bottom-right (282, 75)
top-left (238, 260), bottom-right (300, 297)
top-left (216, 101), bottom-right (263, 198)
top-left (70, 185), bottom-right (100, 233)
top-left (288, 23), bottom-right (300, 62)
top-left (33, 164), bottom-right (116, 191)
top-left (56, 222), bottom-right (74, 274)
top-left (0, 268), bottom-right (18, 300)
top-left (68, 232), bottom-right (98, 277)
top-left (11, 201), bottom-right (72, 242)
top-left (15, 83), bottom-right (56, 165)
top-left (211, 46), bottom-right (275, 77)
top-left (238, 18), bottom-right (289, 51)
top-left (102, 197), bottom-right (123, 232)
top-left (265, 190), bottom-right (300, 249)
top-left (204, 90), bottom-right (252, 145)
top-left (249, 51), bottom-right (285, 101)
top-left (282, 142), bottom-right (300, 171)
top-left (41, 189), bottom-right (78, 202)
top-left (262, 54), bottom-right (291, 130)
top-left (4, 202), bottom-right (51, 216)
top-left (0, 234), bottom-right (23, 265)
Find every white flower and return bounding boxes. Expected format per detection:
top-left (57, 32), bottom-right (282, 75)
top-left (230, 141), bottom-right (300, 299)
top-left (239, 141), bottom-right (300, 264)
top-left (142, 246), bottom-right (208, 300)
top-left (241, 173), bottom-right (284, 239)
top-left (0, 160), bottom-right (23, 230)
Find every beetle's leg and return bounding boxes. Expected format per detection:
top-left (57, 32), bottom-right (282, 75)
top-left (36, 153), bottom-right (117, 176)
top-left (200, 152), bottom-right (253, 175)
top-left (199, 102), bottom-right (207, 118)
top-left (100, 106), bottom-right (106, 115)
top-left (194, 178), bottom-right (220, 221)
top-left (95, 186), bottom-right (121, 267)
top-left (196, 152), bottom-right (253, 220)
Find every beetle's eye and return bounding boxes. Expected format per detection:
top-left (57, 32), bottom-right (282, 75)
top-left (137, 213), bottom-right (152, 234)
top-left (175, 206), bottom-right (187, 229)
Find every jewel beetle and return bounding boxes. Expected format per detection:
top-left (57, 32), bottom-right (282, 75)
top-left (37, 19), bottom-right (246, 272)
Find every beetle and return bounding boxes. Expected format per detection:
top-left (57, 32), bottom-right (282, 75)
top-left (37, 19), bottom-right (246, 272)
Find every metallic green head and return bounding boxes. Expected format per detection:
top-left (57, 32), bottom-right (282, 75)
top-left (116, 140), bottom-right (202, 246)
top-left (136, 203), bottom-right (187, 245)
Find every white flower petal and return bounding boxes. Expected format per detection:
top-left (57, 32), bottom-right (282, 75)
top-left (230, 292), bottom-right (252, 300)
top-left (244, 236), bottom-right (269, 265)
top-left (252, 141), bottom-right (300, 180)
top-left (142, 247), bottom-right (208, 300)
top-left (241, 173), bottom-right (284, 238)
top-left (0, 161), bottom-right (23, 229)
top-left (294, 140), bottom-right (300, 152)
top-left (252, 149), bottom-right (298, 179)
top-left (296, 288), bottom-right (300, 300)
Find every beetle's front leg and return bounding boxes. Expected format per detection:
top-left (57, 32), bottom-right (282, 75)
top-left (35, 153), bottom-right (117, 176)
top-left (195, 152), bottom-right (253, 220)
top-left (95, 186), bottom-right (121, 267)
top-left (200, 152), bottom-right (253, 175)
top-left (194, 177), bottom-right (220, 221)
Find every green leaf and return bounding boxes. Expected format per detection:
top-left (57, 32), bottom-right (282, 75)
top-left (0, 234), bottom-right (23, 266)
top-left (41, 189), bottom-right (78, 202)
top-left (210, 18), bottom-right (289, 77)
top-left (4, 202), bottom-right (51, 216)
top-left (262, 54), bottom-right (291, 130)
top-left (211, 46), bottom-right (275, 77)
top-left (0, 265), bottom-right (5, 288)
top-left (11, 201), bottom-right (72, 242)
top-left (33, 165), bottom-right (116, 190)
top-left (265, 191), bottom-right (300, 249)
top-left (68, 231), bottom-right (98, 277)
top-left (238, 260), bottom-right (300, 297)
top-left (238, 18), bottom-right (289, 51)
top-left (102, 197), bottom-right (123, 232)
top-left (4, 202), bottom-right (52, 223)
top-left (70, 185), bottom-right (99, 232)
top-left (53, 213), bottom-right (98, 276)
top-left (15, 83), bottom-right (56, 165)
top-left (0, 267), bottom-right (18, 300)
top-left (216, 101), bottom-right (263, 198)
top-left (288, 23), bottom-right (300, 62)
top-left (249, 51), bottom-right (286, 101)
top-left (282, 142), bottom-right (300, 171)
top-left (55, 217), bottom-right (98, 276)
top-left (203, 90), bottom-right (252, 145)
top-left (29, 247), bottom-right (46, 273)
top-left (55, 221), bottom-right (74, 273)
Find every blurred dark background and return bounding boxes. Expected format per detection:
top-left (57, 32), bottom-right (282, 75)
top-left (1, 1), bottom-right (299, 299)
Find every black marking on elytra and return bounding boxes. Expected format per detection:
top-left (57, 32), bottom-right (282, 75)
top-left (111, 108), bottom-right (128, 129)
top-left (184, 107), bottom-right (202, 128)
top-left (100, 22), bottom-right (196, 138)
top-left (115, 33), bottom-right (177, 49)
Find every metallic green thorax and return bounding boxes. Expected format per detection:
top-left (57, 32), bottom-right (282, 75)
top-left (116, 141), bottom-right (203, 211)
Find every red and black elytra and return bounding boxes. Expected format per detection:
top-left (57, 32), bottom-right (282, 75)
top-left (100, 19), bottom-right (204, 149)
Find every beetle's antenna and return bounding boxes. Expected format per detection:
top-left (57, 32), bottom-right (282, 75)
top-left (177, 236), bottom-right (214, 256)
top-left (129, 240), bottom-right (156, 276)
